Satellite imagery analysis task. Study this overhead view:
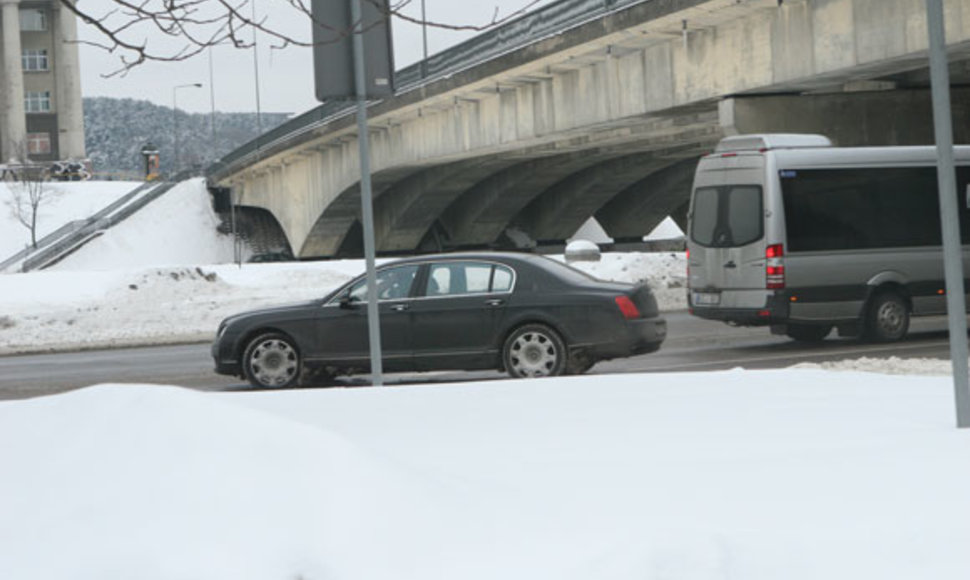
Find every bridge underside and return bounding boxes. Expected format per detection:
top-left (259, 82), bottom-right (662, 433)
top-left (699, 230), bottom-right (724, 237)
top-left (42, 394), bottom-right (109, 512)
top-left (295, 89), bottom-right (970, 258)
top-left (214, 0), bottom-right (970, 259)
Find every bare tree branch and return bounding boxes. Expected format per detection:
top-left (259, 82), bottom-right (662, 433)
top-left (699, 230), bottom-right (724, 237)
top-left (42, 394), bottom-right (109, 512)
top-left (62, 0), bottom-right (543, 77)
top-left (3, 142), bottom-right (57, 250)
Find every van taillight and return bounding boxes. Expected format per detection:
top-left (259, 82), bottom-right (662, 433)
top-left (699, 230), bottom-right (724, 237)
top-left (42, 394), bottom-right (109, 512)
top-left (766, 244), bottom-right (785, 289)
top-left (685, 248), bottom-right (690, 284)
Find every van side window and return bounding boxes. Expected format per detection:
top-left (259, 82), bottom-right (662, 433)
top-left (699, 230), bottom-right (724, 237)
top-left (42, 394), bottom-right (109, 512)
top-left (690, 186), bottom-right (764, 247)
top-left (781, 167), bottom-right (947, 251)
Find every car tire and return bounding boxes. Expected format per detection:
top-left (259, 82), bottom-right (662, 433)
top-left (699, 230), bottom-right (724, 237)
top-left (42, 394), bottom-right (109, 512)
top-left (242, 332), bottom-right (302, 388)
top-left (865, 291), bottom-right (909, 343)
top-left (503, 323), bottom-right (566, 378)
top-left (785, 323), bottom-right (832, 343)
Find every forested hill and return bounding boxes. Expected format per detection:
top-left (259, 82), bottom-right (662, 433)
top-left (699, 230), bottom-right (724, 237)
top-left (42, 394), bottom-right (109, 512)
top-left (83, 97), bottom-right (292, 179)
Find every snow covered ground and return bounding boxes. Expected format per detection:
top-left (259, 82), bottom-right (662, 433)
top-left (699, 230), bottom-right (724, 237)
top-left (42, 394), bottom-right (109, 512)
top-left (2, 180), bottom-right (969, 580)
top-left (0, 179), bottom-right (687, 354)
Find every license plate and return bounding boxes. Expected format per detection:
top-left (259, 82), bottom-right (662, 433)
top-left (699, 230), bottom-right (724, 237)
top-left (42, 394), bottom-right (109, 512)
top-left (692, 292), bottom-right (721, 306)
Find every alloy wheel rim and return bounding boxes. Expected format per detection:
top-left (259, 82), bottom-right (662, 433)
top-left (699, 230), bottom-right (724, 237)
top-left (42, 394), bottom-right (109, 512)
top-left (509, 331), bottom-right (558, 377)
top-left (249, 339), bottom-right (298, 387)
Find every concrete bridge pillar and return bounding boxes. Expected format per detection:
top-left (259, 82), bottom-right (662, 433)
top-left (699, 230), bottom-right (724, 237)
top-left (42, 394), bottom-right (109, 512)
top-left (1, 0), bottom-right (26, 162)
top-left (53, 0), bottom-right (85, 159)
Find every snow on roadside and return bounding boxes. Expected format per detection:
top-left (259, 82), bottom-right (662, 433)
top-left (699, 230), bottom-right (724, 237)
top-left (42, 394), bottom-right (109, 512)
top-left (0, 175), bottom-right (688, 354)
top-left (0, 180), bottom-right (142, 259)
top-left (0, 252), bottom-right (687, 355)
top-left (558, 251), bottom-right (687, 311)
top-left (49, 178), bottom-right (237, 270)
top-left (793, 356), bottom-right (954, 376)
top-left (2, 370), bottom-right (970, 580)
top-left (0, 263), bottom-right (357, 354)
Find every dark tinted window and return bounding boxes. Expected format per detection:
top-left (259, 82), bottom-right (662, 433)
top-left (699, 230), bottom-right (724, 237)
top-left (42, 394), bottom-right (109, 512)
top-left (690, 186), bottom-right (764, 247)
top-left (780, 167), bottom-right (970, 251)
top-left (690, 188), bottom-right (719, 246)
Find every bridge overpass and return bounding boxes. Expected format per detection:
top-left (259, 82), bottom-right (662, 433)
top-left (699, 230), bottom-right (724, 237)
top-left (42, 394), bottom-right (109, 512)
top-left (207, 0), bottom-right (970, 259)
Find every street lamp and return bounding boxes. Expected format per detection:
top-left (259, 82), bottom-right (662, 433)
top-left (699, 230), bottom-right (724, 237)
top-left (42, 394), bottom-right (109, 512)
top-left (172, 83), bottom-right (202, 175)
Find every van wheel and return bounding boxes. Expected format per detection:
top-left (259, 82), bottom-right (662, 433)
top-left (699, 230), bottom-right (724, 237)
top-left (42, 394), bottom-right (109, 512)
top-left (865, 291), bottom-right (909, 343)
top-left (786, 324), bottom-right (831, 343)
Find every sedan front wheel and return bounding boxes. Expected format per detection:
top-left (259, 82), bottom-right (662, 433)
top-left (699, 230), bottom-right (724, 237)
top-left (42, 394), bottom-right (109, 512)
top-left (242, 332), bottom-right (302, 388)
top-left (503, 324), bottom-right (566, 378)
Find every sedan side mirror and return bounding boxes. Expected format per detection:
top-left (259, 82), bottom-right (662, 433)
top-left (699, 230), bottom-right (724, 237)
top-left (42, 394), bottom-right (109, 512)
top-left (339, 294), bottom-right (358, 309)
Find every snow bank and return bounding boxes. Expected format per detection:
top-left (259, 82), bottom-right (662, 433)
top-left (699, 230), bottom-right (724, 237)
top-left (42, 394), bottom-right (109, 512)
top-left (0, 180), bottom-right (141, 258)
top-left (1, 370), bottom-right (969, 579)
top-left (0, 178), bottom-right (688, 354)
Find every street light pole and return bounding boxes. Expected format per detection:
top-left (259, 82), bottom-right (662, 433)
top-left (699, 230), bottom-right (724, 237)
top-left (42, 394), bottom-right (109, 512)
top-left (926, 0), bottom-right (970, 428)
top-left (208, 48), bottom-right (217, 144)
top-left (172, 82), bottom-right (202, 176)
top-left (421, 0), bottom-right (428, 77)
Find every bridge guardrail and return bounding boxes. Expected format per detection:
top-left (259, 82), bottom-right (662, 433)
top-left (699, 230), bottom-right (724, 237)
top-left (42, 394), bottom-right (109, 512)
top-left (206, 0), bottom-right (650, 181)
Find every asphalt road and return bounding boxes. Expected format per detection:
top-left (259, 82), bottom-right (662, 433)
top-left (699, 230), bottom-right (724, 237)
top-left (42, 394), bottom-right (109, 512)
top-left (0, 311), bottom-right (955, 401)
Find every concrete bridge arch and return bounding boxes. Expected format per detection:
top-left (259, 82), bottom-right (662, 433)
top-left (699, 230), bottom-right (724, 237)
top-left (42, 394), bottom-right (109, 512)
top-left (211, 0), bottom-right (970, 259)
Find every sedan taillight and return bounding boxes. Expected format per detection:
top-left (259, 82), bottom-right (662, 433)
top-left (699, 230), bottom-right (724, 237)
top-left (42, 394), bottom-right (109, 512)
top-left (614, 296), bottom-right (641, 320)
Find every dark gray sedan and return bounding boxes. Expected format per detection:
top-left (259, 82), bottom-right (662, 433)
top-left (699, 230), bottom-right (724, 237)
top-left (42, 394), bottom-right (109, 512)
top-left (212, 252), bottom-right (666, 388)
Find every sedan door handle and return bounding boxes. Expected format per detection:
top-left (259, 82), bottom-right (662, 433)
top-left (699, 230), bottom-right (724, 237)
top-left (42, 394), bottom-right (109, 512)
top-left (390, 303), bottom-right (410, 312)
top-left (484, 298), bottom-right (505, 307)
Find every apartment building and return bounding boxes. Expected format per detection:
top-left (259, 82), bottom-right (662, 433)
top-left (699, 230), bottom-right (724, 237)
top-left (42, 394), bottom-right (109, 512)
top-left (0, 0), bottom-right (84, 164)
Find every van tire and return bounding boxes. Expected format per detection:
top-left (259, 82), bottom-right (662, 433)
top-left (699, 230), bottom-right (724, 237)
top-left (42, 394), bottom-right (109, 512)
top-left (786, 324), bottom-right (831, 343)
top-left (865, 291), bottom-right (909, 343)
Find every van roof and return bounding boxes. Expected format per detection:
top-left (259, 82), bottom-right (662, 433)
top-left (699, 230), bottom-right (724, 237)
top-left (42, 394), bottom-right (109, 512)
top-left (714, 134), bottom-right (833, 153)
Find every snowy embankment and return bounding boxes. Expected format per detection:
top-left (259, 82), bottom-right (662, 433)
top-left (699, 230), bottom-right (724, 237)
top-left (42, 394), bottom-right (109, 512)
top-left (0, 179), bottom-right (686, 354)
top-left (2, 369), bottom-right (970, 580)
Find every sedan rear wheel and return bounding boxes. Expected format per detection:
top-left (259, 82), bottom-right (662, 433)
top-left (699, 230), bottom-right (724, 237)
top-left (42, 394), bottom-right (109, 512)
top-left (503, 324), bottom-right (566, 378)
top-left (242, 332), bottom-right (301, 388)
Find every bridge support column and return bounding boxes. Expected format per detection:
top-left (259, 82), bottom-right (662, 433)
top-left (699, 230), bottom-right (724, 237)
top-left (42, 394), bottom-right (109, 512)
top-left (720, 89), bottom-right (970, 146)
top-left (1, 0), bottom-right (26, 162)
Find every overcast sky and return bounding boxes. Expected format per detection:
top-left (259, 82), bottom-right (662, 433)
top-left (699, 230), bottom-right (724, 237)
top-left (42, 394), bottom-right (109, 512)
top-left (78, 0), bottom-right (554, 116)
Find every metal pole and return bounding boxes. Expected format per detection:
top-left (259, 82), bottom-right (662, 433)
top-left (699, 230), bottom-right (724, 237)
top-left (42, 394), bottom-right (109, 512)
top-left (351, 0), bottom-right (384, 386)
top-left (172, 83), bottom-right (202, 176)
top-left (231, 187), bottom-right (240, 267)
top-left (927, 0), bottom-right (970, 428)
top-left (421, 0), bottom-right (429, 77)
top-left (252, 0), bottom-right (263, 137)
top-left (208, 47), bottom-right (217, 144)
top-left (172, 87), bottom-right (178, 175)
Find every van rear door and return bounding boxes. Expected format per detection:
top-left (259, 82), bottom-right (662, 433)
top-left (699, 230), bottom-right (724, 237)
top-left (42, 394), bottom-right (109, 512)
top-left (688, 159), bottom-right (769, 310)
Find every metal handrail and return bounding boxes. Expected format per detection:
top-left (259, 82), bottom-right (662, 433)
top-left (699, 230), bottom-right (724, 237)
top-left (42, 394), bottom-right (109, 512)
top-left (206, 0), bottom-right (650, 180)
top-left (19, 182), bottom-right (178, 272)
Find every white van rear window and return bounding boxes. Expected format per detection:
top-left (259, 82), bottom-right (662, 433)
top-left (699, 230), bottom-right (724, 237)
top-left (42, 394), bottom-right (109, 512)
top-left (690, 186), bottom-right (763, 247)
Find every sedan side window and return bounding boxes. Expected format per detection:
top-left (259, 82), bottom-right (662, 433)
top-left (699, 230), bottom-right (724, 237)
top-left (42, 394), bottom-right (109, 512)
top-left (426, 262), bottom-right (513, 296)
top-left (347, 265), bottom-right (419, 302)
top-left (491, 266), bottom-right (513, 292)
